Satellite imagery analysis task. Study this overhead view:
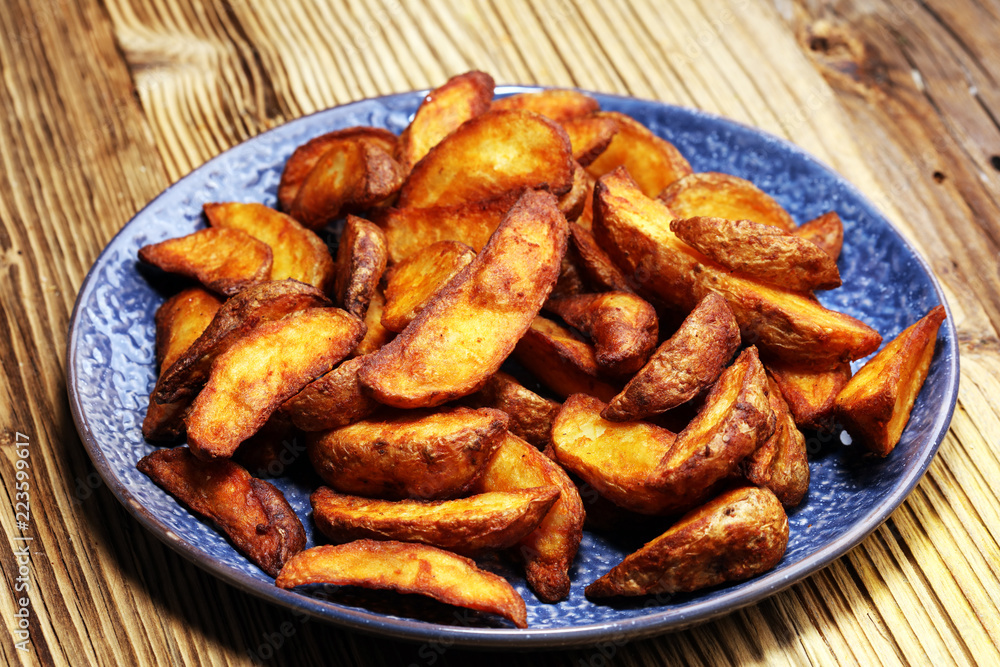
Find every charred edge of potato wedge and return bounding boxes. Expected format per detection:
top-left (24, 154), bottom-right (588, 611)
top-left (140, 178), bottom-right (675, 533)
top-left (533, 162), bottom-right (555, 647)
top-left (658, 172), bottom-right (796, 232)
top-left (742, 374), bottom-right (810, 507)
top-left (282, 355), bottom-right (378, 432)
top-left (335, 216), bottom-right (388, 321)
top-left (381, 240), bottom-right (475, 333)
top-left (461, 371), bottom-right (561, 450)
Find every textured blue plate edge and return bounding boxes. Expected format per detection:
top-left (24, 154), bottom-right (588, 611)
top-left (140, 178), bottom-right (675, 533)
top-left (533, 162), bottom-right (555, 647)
top-left (64, 86), bottom-right (960, 649)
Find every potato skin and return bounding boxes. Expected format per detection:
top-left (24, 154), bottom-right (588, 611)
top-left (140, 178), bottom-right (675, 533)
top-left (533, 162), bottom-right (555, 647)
top-left (743, 374), bottom-right (810, 507)
top-left (334, 215), bottom-right (388, 321)
top-left (766, 358), bottom-right (852, 431)
top-left (282, 356), bottom-right (378, 432)
top-left (568, 223), bottom-right (633, 294)
top-left (462, 371), bottom-right (560, 450)
top-left (659, 171), bottom-right (796, 232)
top-left (792, 210), bottom-right (843, 261)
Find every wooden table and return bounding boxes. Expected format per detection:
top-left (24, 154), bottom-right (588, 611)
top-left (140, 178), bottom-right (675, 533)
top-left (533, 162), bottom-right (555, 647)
top-left (2, 1), bottom-right (999, 664)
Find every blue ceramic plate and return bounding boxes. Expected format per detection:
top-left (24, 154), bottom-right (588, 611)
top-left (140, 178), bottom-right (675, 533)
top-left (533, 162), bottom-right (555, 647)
top-left (67, 86), bottom-right (958, 648)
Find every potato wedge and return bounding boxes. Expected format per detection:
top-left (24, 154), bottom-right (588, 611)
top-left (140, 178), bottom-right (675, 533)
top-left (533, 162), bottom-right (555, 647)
top-left (792, 211), bottom-right (844, 261)
top-left (561, 114), bottom-right (618, 167)
top-left (275, 541), bottom-right (527, 628)
top-left (658, 172), bottom-right (796, 232)
top-left (670, 216), bottom-right (841, 291)
top-left (766, 358), bottom-right (852, 431)
top-left (382, 240), bottom-right (475, 332)
top-left (602, 293), bottom-right (740, 422)
top-left (334, 215), bottom-right (388, 320)
top-left (491, 88), bottom-right (599, 122)
top-left (359, 190), bottom-right (568, 408)
top-left (282, 356), bottom-right (378, 432)
top-left (557, 162), bottom-right (589, 221)
top-left (462, 371), bottom-right (561, 449)
top-left (138, 227), bottom-right (272, 297)
top-left (549, 252), bottom-right (587, 300)
top-left (585, 486), bottom-right (788, 597)
top-left (546, 291), bottom-right (659, 376)
top-left (585, 111), bottom-right (692, 197)
top-left (835, 305), bottom-right (946, 456)
top-left (311, 486), bottom-right (559, 555)
top-left (594, 168), bottom-right (881, 366)
top-left (513, 316), bottom-right (620, 402)
top-left (204, 202), bottom-right (335, 293)
top-left (397, 109), bottom-right (573, 209)
top-left (743, 374), bottom-right (810, 507)
top-left (186, 307), bottom-right (365, 460)
top-left (137, 447), bottom-right (305, 577)
top-left (232, 413), bottom-right (301, 477)
top-left (351, 286), bottom-right (394, 356)
top-left (473, 433), bottom-right (585, 603)
top-left (307, 407), bottom-right (508, 499)
top-left (568, 223), bottom-right (633, 293)
top-left (397, 70), bottom-right (494, 173)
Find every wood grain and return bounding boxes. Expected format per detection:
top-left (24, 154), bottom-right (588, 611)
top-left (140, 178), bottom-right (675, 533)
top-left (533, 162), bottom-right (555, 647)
top-left (1, 0), bottom-right (998, 665)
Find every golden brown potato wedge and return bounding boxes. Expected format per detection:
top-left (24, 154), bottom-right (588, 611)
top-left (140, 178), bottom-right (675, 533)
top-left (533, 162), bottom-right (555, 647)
top-left (137, 447), bottom-right (305, 577)
top-left (743, 374), bottom-right (809, 507)
top-left (307, 407), bottom-right (508, 499)
top-left (275, 541), bottom-right (527, 628)
top-left (670, 217), bottom-right (841, 291)
top-left (382, 240), bottom-right (475, 332)
top-left (658, 172), bottom-right (796, 232)
top-left (561, 114), bottom-right (618, 167)
top-left (766, 358), bottom-right (852, 431)
top-left (546, 291), bottom-right (659, 376)
top-left (594, 168), bottom-right (881, 366)
top-left (350, 286), bottom-right (394, 356)
top-left (397, 109), bottom-right (574, 209)
top-left (585, 111), bottom-right (692, 198)
top-left (397, 70), bottom-right (494, 173)
top-left (557, 162), bottom-right (589, 221)
top-left (513, 316), bottom-right (620, 403)
top-left (138, 227), bottom-right (272, 297)
top-left (473, 433), bottom-right (584, 603)
top-left (835, 305), bottom-right (946, 457)
top-left (792, 211), bottom-right (844, 261)
top-left (585, 485), bottom-right (788, 597)
top-left (282, 356), bottom-right (378, 432)
top-left (359, 190), bottom-right (568, 408)
top-left (311, 486), bottom-right (559, 555)
top-left (491, 88), bottom-right (599, 122)
top-left (462, 371), bottom-right (561, 449)
top-left (602, 293), bottom-right (740, 422)
top-left (334, 215), bottom-right (388, 320)
top-left (204, 202), bottom-right (335, 293)
top-left (186, 307), bottom-right (365, 460)
top-left (568, 223), bottom-right (633, 293)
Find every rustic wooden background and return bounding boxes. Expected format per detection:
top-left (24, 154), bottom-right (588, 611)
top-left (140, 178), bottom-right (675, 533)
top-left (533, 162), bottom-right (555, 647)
top-left (2, 0), bottom-right (999, 664)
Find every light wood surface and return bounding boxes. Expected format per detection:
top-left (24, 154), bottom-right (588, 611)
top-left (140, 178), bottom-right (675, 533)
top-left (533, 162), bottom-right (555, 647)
top-left (2, 1), bottom-right (998, 665)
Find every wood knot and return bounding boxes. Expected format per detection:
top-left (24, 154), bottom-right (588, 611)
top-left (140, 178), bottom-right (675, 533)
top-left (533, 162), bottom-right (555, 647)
top-left (799, 20), bottom-right (890, 94)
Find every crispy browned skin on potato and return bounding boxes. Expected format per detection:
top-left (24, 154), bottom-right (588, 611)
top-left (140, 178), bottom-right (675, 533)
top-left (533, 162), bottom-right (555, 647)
top-left (155, 280), bottom-right (330, 404)
top-left (659, 172), bottom-right (796, 232)
top-left (278, 127), bottom-right (397, 211)
top-left (397, 109), bottom-right (574, 209)
top-left (743, 374), bottom-right (810, 507)
top-left (549, 252), bottom-right (587, 300)
top-left (513, 316), bottom-right (620, 403)
top-left (204, 202), bottom-right (335, 293)
top-left (397, 70), bottom-right (494, 173)
top-left (585, 486), bottom-right (788, 598)
top-left (602, 293), bottom-right (740, 422)
top-left (138, 227), bottom-right (272, 297)
top-left (766, 358), bottom-right (852, 431)
top-left (351, 286), bottom-right (394, 356)
top-left (491, 89), bottom-right (599, 122)
top-left (359, 190), bottom-right (568, 408)
top-left (232, 413), bottom-right (299, 477)
top-left (546, 291), bottom-right (659, 376)
top-left (186, 307), bottom-right (365, 460)
top-left (557, 162), bottom-right (589, 221)
top-left (792, 211), bottom-right (844, 261)
top-left (473, 433), bottom-right (585, 603)
top-left (137, 447), bottom-right (305, 577)
top-left (275, 541), bottom-right (528, 628)
top-left (835, 305), bottom-right (946, 456)
top-left (594, 168), bottom-right (881, 366)
top-left (308, 407), bottom-right (509, 499)
top-left (670, 217), bottom-right (842, 291)
top-left (462, 371), bottom-right (561, 450)
top-left (334, 216), bottom-right (388, 320)
top-left (282, 356), bottom-right (378, 432)
top-left (585, 111), bottom-right (692, 198)
top-left (382, 240), bottom-right (475, 332)
top-left (568, 223), bottom-right (633, 293)
top-left (311, 486), bottom-right (560, 555)
top-left (561, 115), bottom-right (618, 167)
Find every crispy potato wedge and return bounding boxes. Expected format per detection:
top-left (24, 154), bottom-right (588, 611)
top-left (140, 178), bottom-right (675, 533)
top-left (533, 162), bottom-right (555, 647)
top-left (561, 114), bottom-right (618, 167)
top-left (584, 111), bottom-right (692, 197)
top-left (835, 305), bottom-right (946, 456)
top-left (594, 168), bottom-right (881, 366)
top-left (743, 374), bottom-right (810, 507)
top-left (232, 413), bottom-right (301, 477)
top-left (138, 227), bottom-right (272, 296)
top-left (204, 202), bottom-right (335, 293)
top-left (551, 394), bottom-right (682, 515)
top-left (670, 216), bottom-right (841, 291)
top-left (585, 486), bottom-right (788, 597)
top-left (792, 211), bottom-right (844, 261)
top-left (308, 407), bottom-right (508, 499)
top-left (186, 307), bottom-right (365, 460)
top-left (766, 358), bottom-right (852, 431)
top-left (397, 70), bottom-right (494, 173)
top-left (155, 280), bottom-right (330, 404)
top-left (568, 223), bottom-right (633, 293)
top-left (491, 89), bottom-right (599, 122)
top-left (397, 109), bottom-right (573, 209)
top-left (462, 371), bottom-right (561, 449)
top-left (513, 316), bottom-right (620, 402)
top-left (473, 433), bottom-right (584, 603)
top-left (282, 356), bottom-right (378, 432)
top-left (658, 172), bottom-right (796, 232)
top-left (278, 127), bottom-right (397, 211)
top-left (359, 190), bottom-right (568, 408)
top-left (382, 240), bottom-right (475, 332)
top-left (334, 215), bottom-right (388, 320)
top-left (276, 541), bottom-right (527, 628)
top-left (137, 447), bottom-right (305, 577)
top-left (602, 293), bottom-right (741, 422)
top-left (546, 291), bottom-right (659, 376)
top-left (351, 286), bottom-right (394, 356)
top-left (311, 486), bottom-right (559, 555)
top-left (557, 162), bottom-right (589, 221)
top-left (549, 252), bottom-right (587, 300)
